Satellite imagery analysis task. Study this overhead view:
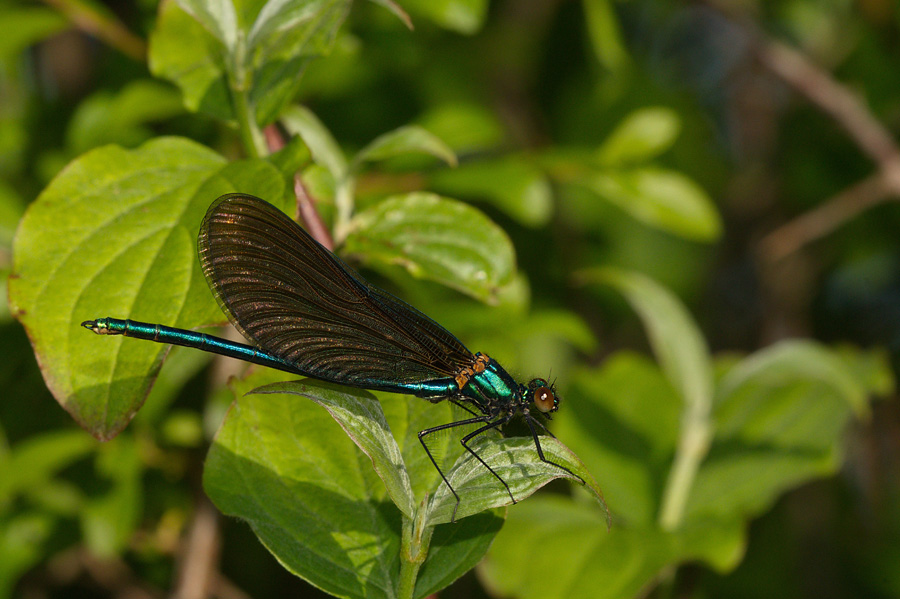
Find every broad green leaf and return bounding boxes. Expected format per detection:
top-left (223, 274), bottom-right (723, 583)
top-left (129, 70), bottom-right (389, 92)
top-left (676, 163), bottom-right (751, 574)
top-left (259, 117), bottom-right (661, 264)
top-left (481, 497), bottom-right (744, 599)
top-left (583, 0), bottom-right (629, 71)
top-left (424, 435), bottom-right (605, 526)
top-left (429, 156), bottom-right (553, 227)
top-left (354, 125), bottom-right (457, 169)
top-left (378, 391), bottom-right (469, 504)
top-left (685, 341), bottom-right (872, 521)
top-left (204, 370), bottom-right (505, 599)
top-left (716, 339), bottom-right (870, 417)
top-left (0, 7), bottom-right (67, 62)
top-left (501, 338), bottom-right (883, 599)
top-left (833, 344), bottom-right (894, 398)
top-left (66, 80), bottom-right (185, 154)
top-left (204, 372), bottom-right (402, 599)
top-left (596, 107), bottom-right (681, 166)
top-left (175, 0), bottom-right (238, 50)
top-left (587, 168), bottom-right (722, 241)
top-left (8, 137), bottom-right (286, 439)
top-left (397, 0), bottom-right (487, 33)
top-left (344, 193), bottom-right (516, 304)
top-left (282, 104), bottom-right (348, 179)
top-left (251, 379), bottom-right (416, 518)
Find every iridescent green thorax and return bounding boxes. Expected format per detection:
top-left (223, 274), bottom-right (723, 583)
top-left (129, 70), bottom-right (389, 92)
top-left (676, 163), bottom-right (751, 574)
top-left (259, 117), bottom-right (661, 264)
top-left (458, 354), bottom-right (524, 410)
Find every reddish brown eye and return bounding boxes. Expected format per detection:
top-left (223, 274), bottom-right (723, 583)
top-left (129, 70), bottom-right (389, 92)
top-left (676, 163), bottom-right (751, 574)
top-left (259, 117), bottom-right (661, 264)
top-left (533, 386), bottom-right (556, 413)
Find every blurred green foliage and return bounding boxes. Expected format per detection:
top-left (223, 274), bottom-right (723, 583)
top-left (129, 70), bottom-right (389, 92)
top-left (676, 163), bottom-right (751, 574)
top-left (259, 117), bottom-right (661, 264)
top-left (2, 0), bottom-right (899, 597)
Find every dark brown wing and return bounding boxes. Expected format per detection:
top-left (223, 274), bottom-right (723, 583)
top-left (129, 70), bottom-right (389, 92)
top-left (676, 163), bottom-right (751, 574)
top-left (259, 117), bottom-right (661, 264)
top-left (197, 193), bottom-right (475, 393)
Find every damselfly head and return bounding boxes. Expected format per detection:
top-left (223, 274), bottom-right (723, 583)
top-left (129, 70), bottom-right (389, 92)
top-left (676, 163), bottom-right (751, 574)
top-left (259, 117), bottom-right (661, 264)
top-left (526, 378), bottom-right (559, 414)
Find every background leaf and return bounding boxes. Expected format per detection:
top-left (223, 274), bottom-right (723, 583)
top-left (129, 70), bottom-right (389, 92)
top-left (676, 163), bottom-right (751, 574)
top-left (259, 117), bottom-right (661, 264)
top-left (354, 125), bottom-right (457, 169)
top-left (429, 156), bottom-right (553, 227)
top-left (343, 193), bottom-right (516, 304)
top-left (595, 107), bottom-right (681, 166)
top-left (585, 168), bottom-right (722, 241)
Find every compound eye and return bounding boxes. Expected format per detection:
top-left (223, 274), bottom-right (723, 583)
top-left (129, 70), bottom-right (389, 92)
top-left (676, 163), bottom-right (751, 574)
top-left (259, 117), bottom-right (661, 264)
top-left (533, 386), bottom-right (557, 413)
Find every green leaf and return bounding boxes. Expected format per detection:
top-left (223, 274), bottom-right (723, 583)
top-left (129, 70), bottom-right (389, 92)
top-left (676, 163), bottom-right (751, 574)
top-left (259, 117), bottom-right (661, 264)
top-left (587, 167), bottom-right (722, 241)
top-left (586, 268), bottom-right (714, 529)
top-left (343, 193), bottom-right (517, 304)
top-left (429, 156), bottom-right (553, 227)
top-left (249, 0), bottom-right (335, 49)
top-left (149, 0), bottom-right (232, 121)
top-left (251, 379), bottom-right (416, 518)
top-left (204, 372), bottom-right (403, 599)
top-left (354, 125), bottom-right (457, 169)
top-left (281, 104), bottom-right (348, 180)
top-left (583, 268), bottom-right (713, 410)
top-left (150, 0), bottom-right (351, 125)
top-left (413, 510), bottom-right (504, 597)
top-left (175, 0), bottom-right (239, 50)
top-left (833, 344), bottom-right (895, 398)
top-left (416, 103), bottom-right (505, 154)
top-left (248, 0), bottom-right (351, 123)
top-left (583, 0), bottom-right (629, 71)
top-left (424, 435), bottom-right (605, 526)
top-left (204, 370), bottom-right (505, 599)
top-left (596, 107), bottom-right (681, 166)
top-left (544, 341), bottom-right (882, 593)
top-left (716, 339), bottom-right (870, 418)
top-left (553, 354), bottom-right (681, 527)
top-left (397, 0), bottom-right (488, 34)
top-left (8, 137), bottom-right (286, 440)
top-left (481, 496), bottom-right (745, 599)
top-left (685, 341), bottom-right (872, 521)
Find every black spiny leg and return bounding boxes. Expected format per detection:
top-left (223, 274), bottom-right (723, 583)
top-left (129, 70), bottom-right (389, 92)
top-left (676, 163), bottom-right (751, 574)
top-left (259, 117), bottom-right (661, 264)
top-left (523, 415), bottom-right (585, 485)
top-left (457, 413), bottom-right (518, 506)
top-left (418, 415), bottom-right (495, 522)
